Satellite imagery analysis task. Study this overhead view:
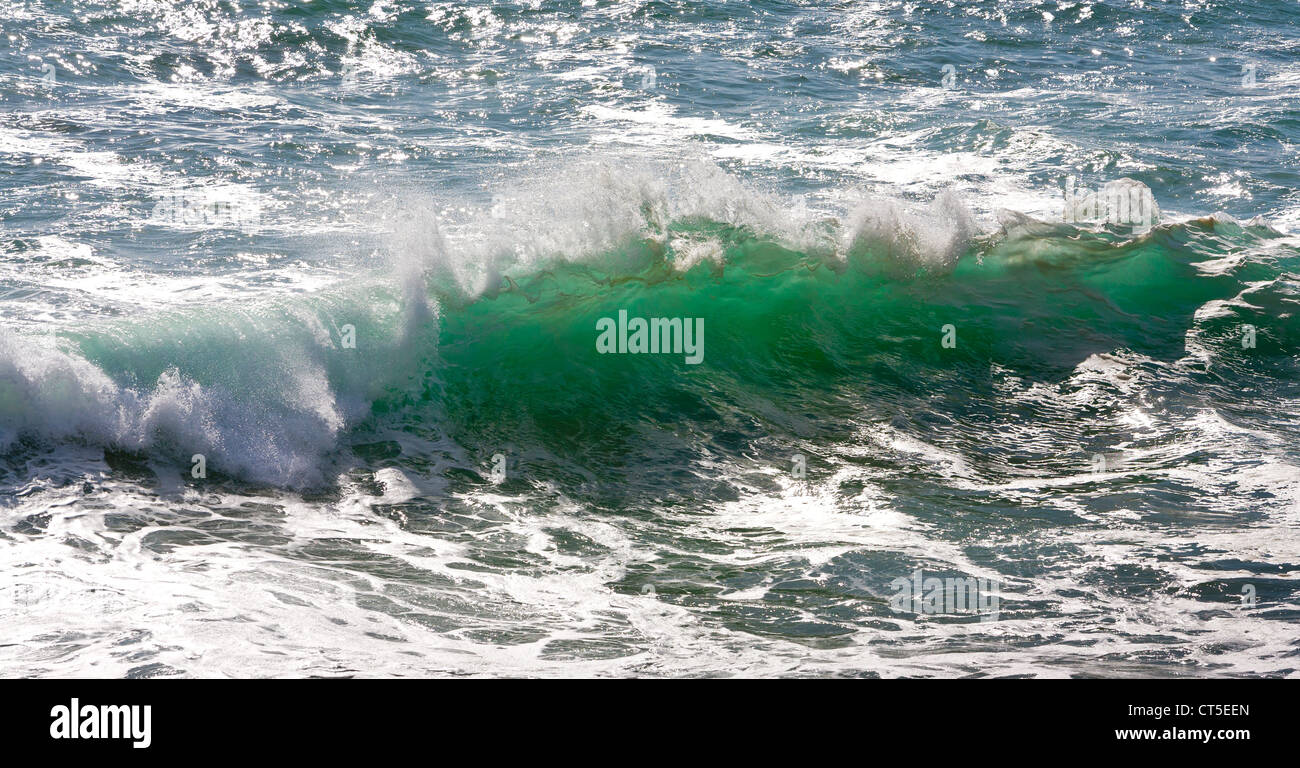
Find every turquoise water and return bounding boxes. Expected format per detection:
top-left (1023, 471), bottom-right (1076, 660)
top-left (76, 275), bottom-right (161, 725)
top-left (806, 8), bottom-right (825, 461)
top-left (1, 1), bottom-right (1298, 677)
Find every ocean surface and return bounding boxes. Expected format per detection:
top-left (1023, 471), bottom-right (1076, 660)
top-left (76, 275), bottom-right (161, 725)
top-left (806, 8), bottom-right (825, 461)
top-left (1, 0), bottom-right (1298, 677)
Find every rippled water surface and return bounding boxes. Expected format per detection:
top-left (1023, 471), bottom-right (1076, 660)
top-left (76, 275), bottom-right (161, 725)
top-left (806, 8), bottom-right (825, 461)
top-left (1, 1), bottom-right (1299, 677)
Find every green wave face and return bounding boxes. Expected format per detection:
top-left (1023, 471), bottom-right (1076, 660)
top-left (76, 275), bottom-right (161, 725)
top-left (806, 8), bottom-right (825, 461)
top-left (413, 215), bottom-right (1300, 507)
top-left (4, 212), bottom-right (1295, 495)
